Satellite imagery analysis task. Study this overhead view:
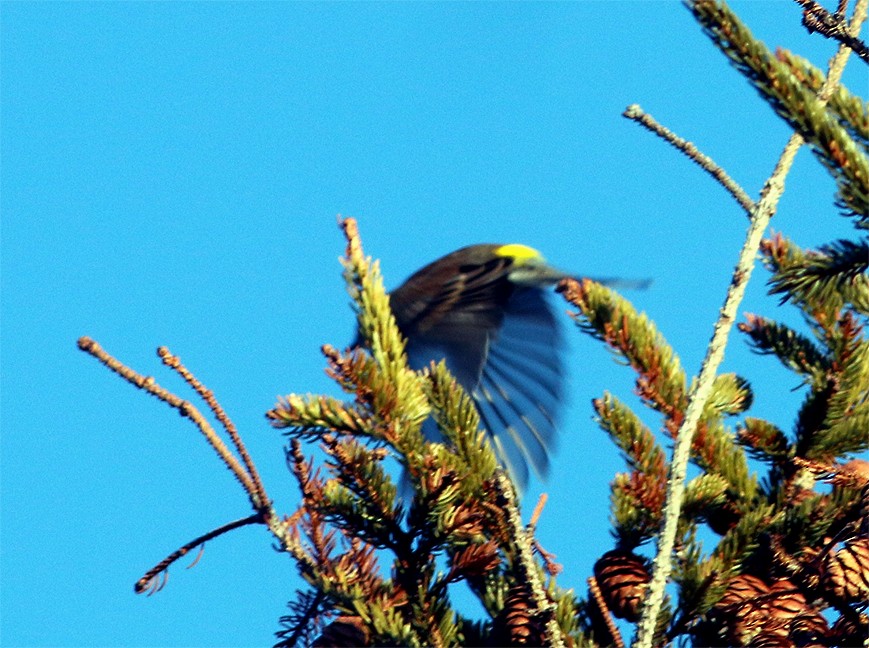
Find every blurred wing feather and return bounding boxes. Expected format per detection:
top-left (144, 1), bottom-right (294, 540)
top-left (472, 287), bottom-right (565, 490)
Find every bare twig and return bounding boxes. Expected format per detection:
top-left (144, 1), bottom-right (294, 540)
top-left (588, 576), bottom-right (626, 648)
top-left (534, 540), bottom-right (564, 577)
top-left (633, 4), bottom-right (866, 646)
top-left (529, 492), bottom-right (548, 530)
top-left (158, 346), bottom-right (269, 508)
top-left (526, 492), bottom-right (564, 576)
top-left (623, 104), bottom-right (756, 216)
top-left (78, 336), bottom-right (286, 592)
top-left (134, 513), bottom-right (262, 594)
top-left (77, 337), bottom-right (261, 501)
top-left (340, 216), bottom-right (364, 267)
top-left (794, 0), bottom-right (869, 62)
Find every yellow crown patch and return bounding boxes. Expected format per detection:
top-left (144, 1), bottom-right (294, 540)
top-left (494, 244), bottom-right (543, 264)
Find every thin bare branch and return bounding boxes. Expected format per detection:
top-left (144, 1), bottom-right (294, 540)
top-left (588, 576), bottom-right (626, 648)
top-left (134, 513), bottom-right (262, 594)
top-left (158, 346), bottom-right (269, 508)
top-left (77, 337), bottom-right (261, 499)
top-left (623, 104), bottom-right (756, 216)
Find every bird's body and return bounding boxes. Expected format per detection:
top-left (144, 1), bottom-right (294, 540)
top-left (389, 244), bottom-right (569, 489)
top-left (378, 243), bottom-right (648, 490)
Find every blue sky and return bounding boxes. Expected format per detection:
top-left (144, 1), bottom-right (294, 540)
top-left (2, 2), bottom-right (865, 646)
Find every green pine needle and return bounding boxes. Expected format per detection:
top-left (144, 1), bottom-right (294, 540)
top-left (689, 0), bottom-right (869, 226)
top-left (776, 48), bottom-right (869, 155)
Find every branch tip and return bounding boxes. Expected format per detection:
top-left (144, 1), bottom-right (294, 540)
top-left (622, 103), bottom-right (755, 215)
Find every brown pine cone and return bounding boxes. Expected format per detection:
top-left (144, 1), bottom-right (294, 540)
top-left (492, 583), bottom-right (545, 646)
top-left (787, 610), bottom-right (830, 647)
top-left (592, 550), bottom-right (651, 622)
top-left (717, 574), bottom-right (781, 644)
top-left (767, 578), bottom-right (810, 620)
top-left (821, 538), bottom-right (869, 605)
top-left (718, 573), bottom-right (768, 608)
top-left (748, 631), bottom-right (795, 648)
top-left (829, 612), bottom-right (869, 646)
top-left (710, 575), bottom-right (822, 645)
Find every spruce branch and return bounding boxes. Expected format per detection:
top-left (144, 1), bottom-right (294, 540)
top-left (793, 456), bottom-right (869, 491)
top-left (275, 589), bottom-right (331, 648)
top-left (774, 310), bottom-right (869, 462)
top-left (634, 3), bottom-right (866, 645)
top-left (815, 325), bottom-right (869, 456)
top-left (611, 471), bottom-right (667, 547)
top-left (739, 313), bottom-right (831, 380)
top-left (689, 418), bottom-right (758, 511)
top-left (738, 417), bottom-right (791, 463)
top-left (670, 547), bottom-right (727, 640)
top-left (561, 281), bottom-right (756, 507)
top-left (768, 238), bottom-right (869, 315)
top-left (338, 216), bottom-right (430, 465)
top-left (424, 360), bottom-right (499, 492)
top-left (272, 219), bottom-right (583, 647)
top-left (318, 439), bottom-right (402, 550)
top-left (705, 372), bottom-right (754, 417)
top-left (691, 0), bottom-right (869, 225)
top-left (281, 442), bottom-right (335, 577)
top-left (623, 104), bottom-right (756, 216)
top-left (558, 278), bottom-right (687, 421)
top-left (681, 474), bottom-right (730, 521)
top-left (281, 440), bottom-right (420, 646)
top-left (268, 393), bottom-right (371, 440)
top-left (776, 48), bottom-right (869, 151)
top-left (594, 394), bottom-right (669, 546)
top-left (594, 393), bottom-right (667, 479)
top-left (794, 0), bottom-right (869, 62)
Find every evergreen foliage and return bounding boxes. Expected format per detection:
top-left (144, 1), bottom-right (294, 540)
top-left (268, 2), bottom-right (868, 644)
top-left (78, 0), bottom-right (867, 645)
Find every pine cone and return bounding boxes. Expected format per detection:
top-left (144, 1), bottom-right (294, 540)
top-left (747, 631), bottom-right (794, 648)
top-left (766, 578), bottom-right (811, 619)
top-left (592, 550), bottom-right (651, 622)
top-left (787, 610), bottom-right (830, 647)
top-left (312, 616), bottom-right (370, 647)
top-left (710, 575), bottom-right (820, 645)
top-left (821, 538), bottom-right (869, 605)
top-left (714, 574), bottom-right (778, 644)
top-left (829, 612), bottom-right (868, 646)
top-left (492, 583), bottom-right (546, 646)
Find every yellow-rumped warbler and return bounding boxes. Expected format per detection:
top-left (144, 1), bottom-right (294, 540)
top-left (376, 243), bottom-right (645, 490)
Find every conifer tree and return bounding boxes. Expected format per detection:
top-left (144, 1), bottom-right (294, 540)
top-left (79, 1), bottom-right (868, 645)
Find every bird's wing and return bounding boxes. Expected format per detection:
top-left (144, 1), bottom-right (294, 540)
top-left (392, 252), bottom-right (566, 491)
top-left (472, 287), bottom-right (565, 490)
